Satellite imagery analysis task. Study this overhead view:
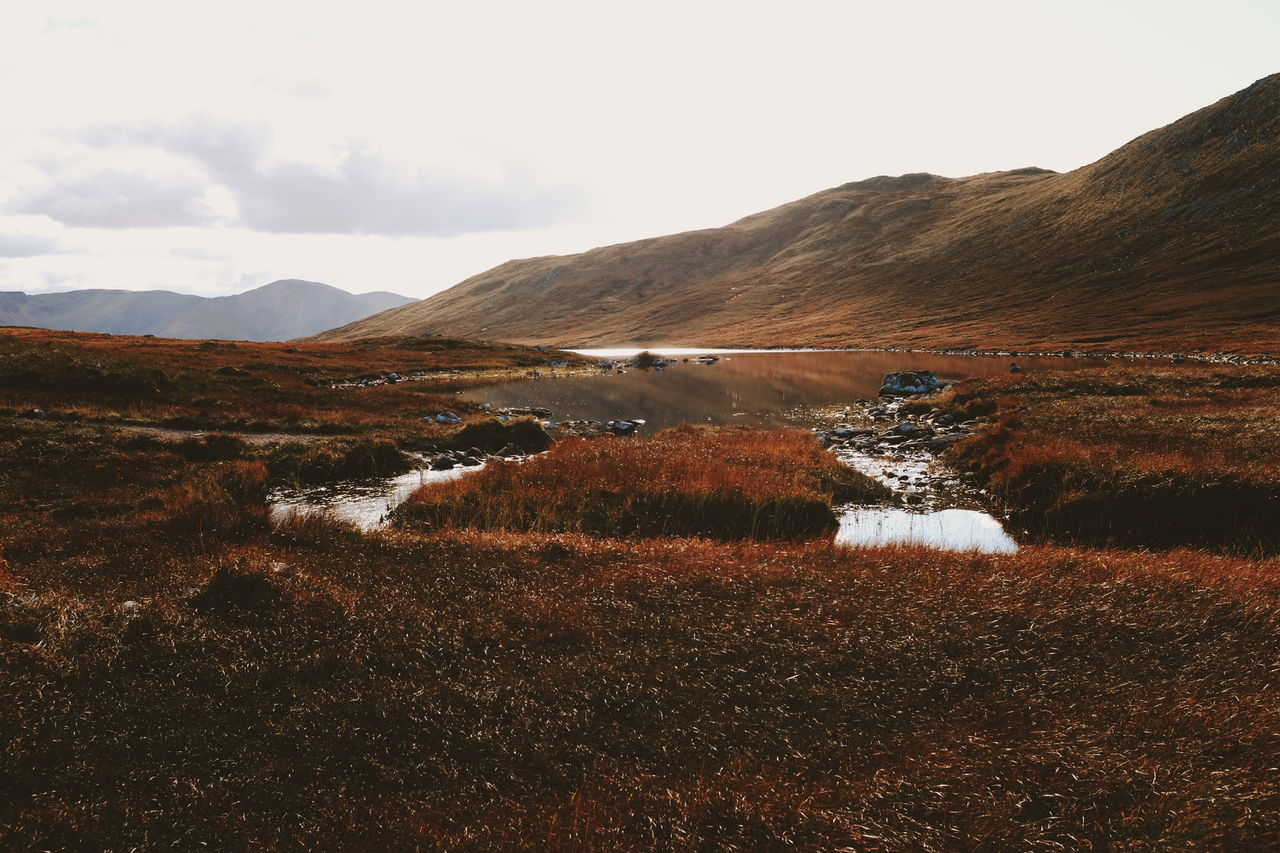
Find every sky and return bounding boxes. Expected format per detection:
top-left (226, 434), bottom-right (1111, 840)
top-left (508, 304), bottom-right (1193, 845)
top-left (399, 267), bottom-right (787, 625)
top-left (0, 0), bottom-right (1276, 300)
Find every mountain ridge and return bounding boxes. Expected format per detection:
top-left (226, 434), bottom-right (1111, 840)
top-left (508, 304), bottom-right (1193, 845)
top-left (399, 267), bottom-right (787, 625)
top-left (0, 279), bottom-right (416, 341)
top-left (310, 73), bottom-right (1280, 353)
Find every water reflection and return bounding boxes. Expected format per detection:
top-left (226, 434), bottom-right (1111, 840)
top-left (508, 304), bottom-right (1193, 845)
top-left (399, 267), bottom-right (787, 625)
top-left (270, 464), bottom-right (476, 530)
top-left (836, 507), bottom-right (1018, 553)
top-left (477, 350), bottom-right (1099, 432)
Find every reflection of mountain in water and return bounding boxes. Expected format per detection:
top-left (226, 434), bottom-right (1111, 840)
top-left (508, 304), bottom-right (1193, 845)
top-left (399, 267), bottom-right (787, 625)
top-left (475, 351), bottom-right (1098, 431)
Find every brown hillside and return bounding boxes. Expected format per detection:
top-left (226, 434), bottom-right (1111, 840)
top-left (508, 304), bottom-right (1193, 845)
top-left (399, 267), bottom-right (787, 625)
top-left (312, 74), bottom-right (1280, 352)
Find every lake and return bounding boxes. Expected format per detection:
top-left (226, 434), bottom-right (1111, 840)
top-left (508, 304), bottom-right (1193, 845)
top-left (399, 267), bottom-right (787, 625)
top-left (475, 349), bottom-right (1101, 432)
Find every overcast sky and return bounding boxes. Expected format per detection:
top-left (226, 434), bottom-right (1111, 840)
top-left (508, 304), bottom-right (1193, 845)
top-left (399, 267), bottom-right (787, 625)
top-left (1, 1), bottom-right (1276, 299)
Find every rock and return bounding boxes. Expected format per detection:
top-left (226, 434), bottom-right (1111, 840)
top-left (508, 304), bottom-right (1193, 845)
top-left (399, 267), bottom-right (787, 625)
top-left (609, 420), bottom-right (638, 435)
top-left (496, 443), bottom-right (526, 458)
top-left (1009, 361), bottom-right (1024, 373)
top-left (905, 493), bottom-right (925, 505)
top-left (121, 600), bottom-right (142, 613)
top-left (385, 372), bottom-right (401, 383)
top-left (496, 406), bottom-right (552, 418)
top-left (457, 455), bottom-right (482, 467)
top-left (430, 457), bottom-right (456, 470)
top-left (879, 371), bottom-right (942, 397)
top-left (435, 412), bottom-right (462, 424)
top-left (928, 434), bottom-right (968, 452)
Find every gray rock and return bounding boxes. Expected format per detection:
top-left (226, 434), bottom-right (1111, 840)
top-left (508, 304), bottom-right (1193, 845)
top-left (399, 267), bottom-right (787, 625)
top-left (430, 457), bottom-right (455, 470)
top-left (435, 412), bottom-right (462, 424)
top-left (879, 370), bottom-right (942, 397)
top-left (928, 434), bottom-right (968, 452)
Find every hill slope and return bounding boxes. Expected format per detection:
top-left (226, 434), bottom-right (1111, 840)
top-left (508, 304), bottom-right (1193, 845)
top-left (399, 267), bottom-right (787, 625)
top-left (311, 74), bottom-right (1280, 353)
top-left (0, 280), bottom-right (416, 341)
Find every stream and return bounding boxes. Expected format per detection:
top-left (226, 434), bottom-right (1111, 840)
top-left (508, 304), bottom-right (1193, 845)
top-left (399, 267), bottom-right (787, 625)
top-left (271, 349), bottom-right (1102, 551)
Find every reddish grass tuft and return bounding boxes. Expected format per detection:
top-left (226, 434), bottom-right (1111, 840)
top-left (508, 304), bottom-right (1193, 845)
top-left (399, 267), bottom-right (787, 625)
top-left (154, 460), bottom-right (270, 539)
top-left (938, 365), bottom-right (1280, 550)
top-left (396, 426), bottom-right (889, 540)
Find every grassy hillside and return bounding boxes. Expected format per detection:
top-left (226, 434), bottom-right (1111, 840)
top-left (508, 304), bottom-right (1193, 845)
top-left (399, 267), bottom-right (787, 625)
top-left (311, 74), bottom-right (1280, 353)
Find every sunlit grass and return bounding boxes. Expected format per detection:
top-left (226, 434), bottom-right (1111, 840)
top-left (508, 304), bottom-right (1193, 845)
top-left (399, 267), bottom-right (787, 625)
top-left (939, 365), bottom-right (1280, 549)
top-left (396, 425), bottom-right (890, 540)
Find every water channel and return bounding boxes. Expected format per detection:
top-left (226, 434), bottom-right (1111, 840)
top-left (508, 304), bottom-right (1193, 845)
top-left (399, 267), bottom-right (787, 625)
top-left (271, 349), bottom-right (1103, 550)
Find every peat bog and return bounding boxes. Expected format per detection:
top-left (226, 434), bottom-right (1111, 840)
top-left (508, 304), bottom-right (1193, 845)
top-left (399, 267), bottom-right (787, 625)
top-left (3, 330), bottom-right (1280, 849)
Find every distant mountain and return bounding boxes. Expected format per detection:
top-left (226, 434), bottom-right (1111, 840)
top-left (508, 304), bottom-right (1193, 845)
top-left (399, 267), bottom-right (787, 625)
top-left (0, 280), bottom-right (416, 341)
top-left (311, 74), bottom-right (1280, 353)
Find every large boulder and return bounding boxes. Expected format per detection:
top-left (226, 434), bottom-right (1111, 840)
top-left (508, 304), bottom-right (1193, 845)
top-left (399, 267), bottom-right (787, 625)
top-left (879, 370), bottom-right (941, 397)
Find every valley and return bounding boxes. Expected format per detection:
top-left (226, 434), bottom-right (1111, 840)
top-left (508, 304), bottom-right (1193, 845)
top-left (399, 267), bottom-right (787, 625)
top-left (3, 57), bottom-right (1280, 850)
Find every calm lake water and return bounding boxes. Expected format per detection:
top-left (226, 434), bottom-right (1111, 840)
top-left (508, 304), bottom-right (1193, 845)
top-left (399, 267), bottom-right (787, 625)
top-left (475, 349), bottom-right (1101, 432)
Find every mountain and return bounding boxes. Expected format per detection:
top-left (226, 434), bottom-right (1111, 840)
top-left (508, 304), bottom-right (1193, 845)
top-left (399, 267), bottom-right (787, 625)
top-left (0, 280), bottom-right (416, 341)
top-left (310, 74), bottom-right (1280, 353)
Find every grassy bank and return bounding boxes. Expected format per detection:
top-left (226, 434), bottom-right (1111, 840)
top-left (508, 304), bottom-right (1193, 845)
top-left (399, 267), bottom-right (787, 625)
top-left (931, 365), bottom-right (1280, 550)
top-left (395, 425), bottom-right (890, 540)
top-left (0, 328), bottom-right (588, 439)
top-left (4, 523), bottom-right (1279, 849)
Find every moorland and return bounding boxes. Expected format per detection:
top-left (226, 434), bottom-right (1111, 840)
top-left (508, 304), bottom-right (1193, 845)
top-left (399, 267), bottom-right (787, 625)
top-left (3, 327), bottom-right (1280, 850)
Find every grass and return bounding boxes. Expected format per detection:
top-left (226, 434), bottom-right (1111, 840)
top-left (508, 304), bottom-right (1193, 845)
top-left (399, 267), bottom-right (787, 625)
top-left (932, 364), bottom-right (1280, 550)
top-left (395, 425), bottom-right (890, 540)
top-left (0, 327), bottom-right (589, 440)
top-left (3, 526), bottom-right (1279, 849)
top-left (5, 332), bottom-right (1280, 848)
top-left (264, 437), bottom-right (414, 486)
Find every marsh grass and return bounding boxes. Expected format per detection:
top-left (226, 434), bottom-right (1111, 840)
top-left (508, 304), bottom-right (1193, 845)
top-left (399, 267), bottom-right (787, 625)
top-left (0, 327), bottom-right (580, 438)
top-left (934, 365), bottom-right (1280, 550)
top-left (264, 437), bottom-right (413, 486)
top-left (5, 339), bottom-right (1280, 848)
top-left (396, 425), bottom-right (890, 540)
top-left (3, 529), bottom-right (1279, 850)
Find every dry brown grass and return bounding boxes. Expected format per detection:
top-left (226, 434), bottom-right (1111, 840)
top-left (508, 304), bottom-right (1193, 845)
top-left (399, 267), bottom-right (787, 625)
top-left (938, 364), bottom-right (1280, 549)
top-left (5, 338), bottom-right (1280, 848)
top-left (395, 425), bottom-right (889, 539)
top-left (3, 524), bottom-right (1279, 850)
top-left (0, 327), bottom-right (587, 439)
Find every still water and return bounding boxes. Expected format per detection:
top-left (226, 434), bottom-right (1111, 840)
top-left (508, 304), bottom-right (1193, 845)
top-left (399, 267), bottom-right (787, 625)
top-left (271, 463), bottom-right (476, 529)
top-left (476, 349), bottom-right (1099, 432)
top-left (834, 508), bottom-right (1019, 553)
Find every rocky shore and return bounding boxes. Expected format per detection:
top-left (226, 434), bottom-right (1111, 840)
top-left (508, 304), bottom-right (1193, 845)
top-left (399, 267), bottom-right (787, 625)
top-left (813, 371), bottom-right (995, 512)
